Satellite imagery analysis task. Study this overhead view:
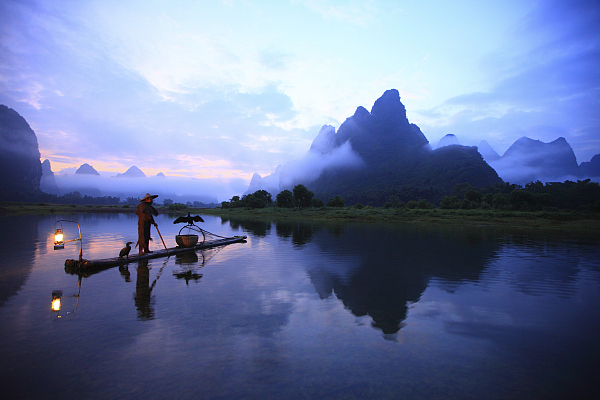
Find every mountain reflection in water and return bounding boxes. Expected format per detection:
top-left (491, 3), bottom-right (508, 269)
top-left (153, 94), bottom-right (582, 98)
top-left (224, 218), bottom-right (501, 336)
top-left (0, 214), bottom-right (598, 400)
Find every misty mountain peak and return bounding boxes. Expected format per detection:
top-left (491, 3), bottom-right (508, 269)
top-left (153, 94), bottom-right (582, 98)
top-left (326, 89), bottom-right (429, 164)
top-left (116, 165), bottom-right (146, 178)
top-left (477, 140), bottom-right (501, 162)
top-left (352, 106), bottom-right (371, 122)
top-left (0, 104), bottom-right (42, 195)
top-left (41, 159), bottom-right (54, 176)
top-left (494, 136), bottom-right (580, 183)
top-left (75, 163), bottom-right (100, 175)
top-left (504, 136), bottom-right (576, 159)
top-left (40, 159), bottom-right (60, 194)
top-left (370, 89), bottom-right (407, 123)
top-left (310, 125), bottom-right (342, 154)
top-left (437, 134), bottom-right (460, 148)
top-left (580, 154), bottom-right (600, 177)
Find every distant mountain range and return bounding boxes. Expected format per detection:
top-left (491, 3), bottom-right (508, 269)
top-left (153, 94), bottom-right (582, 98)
top-left (436, 134), bottom-right (600, 184)
top-left (2, 97), bottom-right (599, 204)
top-left (247, 89), bottom-right (599, 204)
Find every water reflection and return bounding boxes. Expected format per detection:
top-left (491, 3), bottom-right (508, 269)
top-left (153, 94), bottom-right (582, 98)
top-left (134, 260), bottom-right (154, 320)
top-left (0, 215), bottom-right (38, 306)
top-left (1, 214), bottom-right (599, 399)
top-left (229, 217), bottom-right (598, 338)
top-left (221, 216), bottom-right (271, 237)
top-left (274, 220), bottom-right (320, 247)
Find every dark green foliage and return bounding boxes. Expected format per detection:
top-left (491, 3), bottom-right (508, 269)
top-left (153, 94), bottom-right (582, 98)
top-left (451, 183), bottom-right (473, 199)
top-left (492, 193), bottom-right (509, 209)
top-left (220, 190), bottom-right (272, 209)
top-left (327, 195), bottom-right (345, 207)
top-left (242, 194), bottom-right (266, 209)
top-left (482, 193), bottom-right (494, 205)
top-left (276, 190), bottom-right (294, 208)
top-left (439, 196), bottom-right (461, 209)
top-left (319, 184), bottom-right (445, 208)
top-left (416, 199), bottom-right (434, 209)
top-left (460, 199), bottom-right (479, 210)
top-left (406, 200), bottom-right (418, 209)
top-left (168, 203), bottom-right (188, 210)
top-left (293, 184), bottom-right (314, 209)
top-left (454, 179), bottom-right (600, 211)
top-left (252, 190), bottom-right (273, 206)
top-left (312, 198), bottom-right (325, 208)
top-left (464, 190), bottom-right (483, 204)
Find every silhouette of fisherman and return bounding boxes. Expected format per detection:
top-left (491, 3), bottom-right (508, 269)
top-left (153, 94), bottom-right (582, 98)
top-left (135, 193), bottom-right (159, 255)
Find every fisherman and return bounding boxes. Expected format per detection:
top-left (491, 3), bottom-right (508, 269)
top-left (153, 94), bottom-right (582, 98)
top-left (136, 193), bottom-right (159, 255)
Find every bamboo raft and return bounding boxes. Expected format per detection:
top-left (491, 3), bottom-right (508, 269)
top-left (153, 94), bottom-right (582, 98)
top-left (64, 235), bottom-right (247, 271)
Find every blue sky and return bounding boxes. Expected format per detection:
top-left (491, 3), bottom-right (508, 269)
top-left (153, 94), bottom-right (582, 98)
top-left (1, 0), bottom-right (599, 200)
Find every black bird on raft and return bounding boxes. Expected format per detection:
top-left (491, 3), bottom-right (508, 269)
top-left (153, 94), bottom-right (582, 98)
top-left (173, 213), bottom-right (204, 225)
top-left (119, 242), bottom-right (133, 259)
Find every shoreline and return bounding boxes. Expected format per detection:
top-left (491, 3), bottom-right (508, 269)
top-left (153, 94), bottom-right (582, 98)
top-left (2, 202), bottom-right (599, 231)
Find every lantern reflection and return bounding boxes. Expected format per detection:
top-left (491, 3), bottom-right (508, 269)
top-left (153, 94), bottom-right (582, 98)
top-left (51, 290), bottom-right (63, 312)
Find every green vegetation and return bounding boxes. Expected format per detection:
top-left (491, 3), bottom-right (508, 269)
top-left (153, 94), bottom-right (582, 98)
top-left (2, 180), bottom-right (599, 231)
top-left (199, 206), bottom-right (599, 230)
top-left (202, 181), bottom-right (600, 230)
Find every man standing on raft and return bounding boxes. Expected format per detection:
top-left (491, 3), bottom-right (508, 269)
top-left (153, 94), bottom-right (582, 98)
top-left (136, 193), bottom-right (159, 255)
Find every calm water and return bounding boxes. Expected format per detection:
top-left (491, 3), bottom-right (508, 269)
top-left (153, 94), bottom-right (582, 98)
top-left (1, 213), bottom-right (599, 399)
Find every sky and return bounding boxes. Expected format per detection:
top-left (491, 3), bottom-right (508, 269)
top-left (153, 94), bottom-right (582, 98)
top-left (1, 0), bottom-right (599, 201)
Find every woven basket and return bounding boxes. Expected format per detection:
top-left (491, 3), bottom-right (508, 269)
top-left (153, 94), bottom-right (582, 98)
top-left (175, 234), bottom-right (198, 247)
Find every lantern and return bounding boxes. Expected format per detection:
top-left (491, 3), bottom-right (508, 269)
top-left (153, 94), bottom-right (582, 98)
top-left (54, 228), bottom-right (64, 249)
top-left (52, 220), bottom-right (83, 261)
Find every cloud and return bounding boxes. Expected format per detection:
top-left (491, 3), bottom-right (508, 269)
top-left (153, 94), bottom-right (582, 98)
top-left (294, 0), bottom-right (378, 26)
top-left (51, 172), bottom-right (248, 203)
top-left (247, 125), bottom-right (364, 195)
top-left (417, 0), bottom-right (600, 163)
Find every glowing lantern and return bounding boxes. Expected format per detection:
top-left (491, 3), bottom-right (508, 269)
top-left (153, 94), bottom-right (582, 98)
top-left (54, 228), bottom-right (64, 249)
top-left (52, 220), bottom-right (83, 261)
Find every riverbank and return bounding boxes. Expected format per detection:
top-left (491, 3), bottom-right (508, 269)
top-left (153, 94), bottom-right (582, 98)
top-left (3, 201), bottom-right (599, 231)
top-left (200, 206), bottom-right (600, 231)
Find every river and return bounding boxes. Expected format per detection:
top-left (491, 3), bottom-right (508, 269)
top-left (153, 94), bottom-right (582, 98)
top-left (0, 213), bottom-right (599, 399)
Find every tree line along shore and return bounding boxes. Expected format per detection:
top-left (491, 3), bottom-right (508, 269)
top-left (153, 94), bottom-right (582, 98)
top-left (2, 201), bottom-right (599, 232)
top-left (1, 179), bottom-right (599, 231)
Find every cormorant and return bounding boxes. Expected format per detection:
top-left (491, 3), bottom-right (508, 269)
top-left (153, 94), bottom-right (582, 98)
top-left (119, 242), bottom-right (133, 259)
top-left (173, 212), bottom-right (204, 224)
